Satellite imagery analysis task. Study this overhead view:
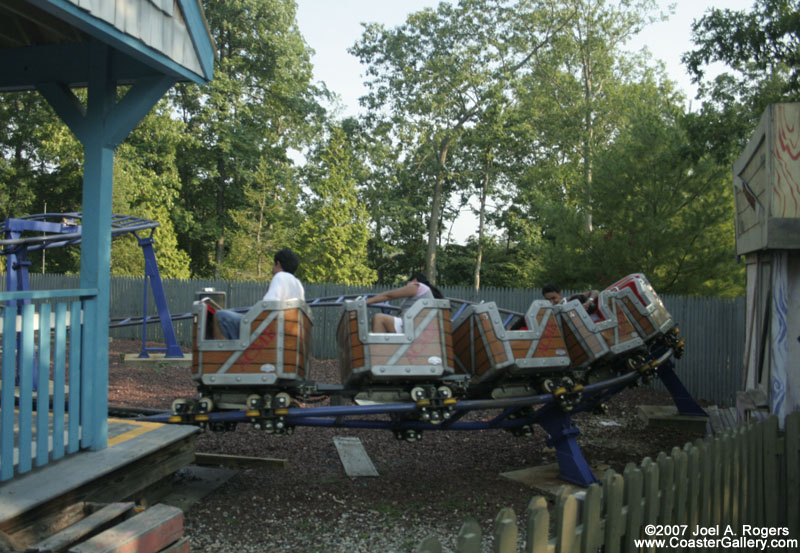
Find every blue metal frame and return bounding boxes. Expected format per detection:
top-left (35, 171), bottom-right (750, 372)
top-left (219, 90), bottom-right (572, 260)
top-left (144, 367), bottom-right (653, 487)
top-left (656, 359), bottom-right (708, 417)
top-left (136, 229), bottom-right (183, 358)
top-left (1, 214), bottom-right (185, 360)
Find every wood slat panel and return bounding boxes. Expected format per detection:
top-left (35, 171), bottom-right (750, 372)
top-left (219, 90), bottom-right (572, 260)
top-left (52, 303), bottom-right (67, 461)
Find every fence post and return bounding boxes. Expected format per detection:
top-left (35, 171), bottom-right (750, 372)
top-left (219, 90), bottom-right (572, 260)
top-left (640, 457), bottom-right (659, 527)
top-left (762, 415), bottom-right (779, 527)
top-left (685, 443), bottom-right (700, 535)
top-left (657, 451), bottom-right (675, 525)
top-left (711, 437), bottom-right (722, 529)
top-left (456, 520), bottom-right (482, 553)
top-left (720, 432), bottom-right (732, 526)
top-left (494, 507), bottom-right (518, 553)
top-left (732, 426), bottom-right (746, 532)
top-left (622, 463), bottom-right (644, 553)
top-left (603, 471), bottom-right (625, 553)
top-left (525, 496), bottom-right (550, 553)
top-left (582, 483), bottom-right (604, 553)
top-left (670, 446), bottom-right (687, 524)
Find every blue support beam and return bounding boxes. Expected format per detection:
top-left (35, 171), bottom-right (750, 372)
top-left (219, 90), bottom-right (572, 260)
top-left (138, 232), bottom-right (183, 358)
top-left (658, 360), bottom-right (708, 417)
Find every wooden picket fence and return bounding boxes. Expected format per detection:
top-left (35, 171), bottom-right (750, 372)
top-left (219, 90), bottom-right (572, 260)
top-left (416, 412), bottom-right (800, 553)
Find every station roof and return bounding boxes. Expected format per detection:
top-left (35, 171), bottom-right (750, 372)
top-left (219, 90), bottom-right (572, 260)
top-left (0, 0), bottom-right (216, 92)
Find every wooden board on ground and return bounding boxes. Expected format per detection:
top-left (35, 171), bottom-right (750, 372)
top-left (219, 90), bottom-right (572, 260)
top-left (637, 404), bottom-right (710, 434)
top-left (27, 502), bottom-right (135, 553)
top-left (193, 453), bottom-right (288, 470)
top-left (68, 503), bottom-right (183, 553)
top-left (500, 463), bottom-right (609, 499)
top-left (333, 437), bottom-right (379, 477)
top-left (156, 537), bottom-right (190, 553)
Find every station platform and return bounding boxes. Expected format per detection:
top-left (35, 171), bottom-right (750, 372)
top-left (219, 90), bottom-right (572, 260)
top-left (0, 415), bottom-right (197, 548)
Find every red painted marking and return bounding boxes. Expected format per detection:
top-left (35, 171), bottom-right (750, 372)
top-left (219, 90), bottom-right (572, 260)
top-left (241, 327), bottom-right (277, 364)
top-left (405, 322), bottom-right (441, 362)
top-left (535, 317), bottom-right (564, 355)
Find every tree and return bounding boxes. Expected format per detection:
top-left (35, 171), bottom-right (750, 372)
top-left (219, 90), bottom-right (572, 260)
top-left (682, 0), bottom-right (800, 165)
top-left (534, 78), bottom-right (744, 296)
top-left (684, 0), bottom-right (800, 98)
top-left (223, 157), bottom-right (301, 280)
top-left (351, 0), bottom-right (572, 283)
top-left (110, 102), bottom-right (192, 278)
top-left (296, 126), bottom-right (376, 285)
top-left (171, 0), bottom-right (324, 278)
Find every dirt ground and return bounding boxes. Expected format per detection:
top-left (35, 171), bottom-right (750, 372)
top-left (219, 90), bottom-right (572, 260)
top-left (108, 339), bottom-right (708, 552)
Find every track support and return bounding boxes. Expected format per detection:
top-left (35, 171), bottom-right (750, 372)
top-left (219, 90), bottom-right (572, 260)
top-left (537, 406), bottom-right (598, 487)
top-left (657, 360), bottom-right (707, 417)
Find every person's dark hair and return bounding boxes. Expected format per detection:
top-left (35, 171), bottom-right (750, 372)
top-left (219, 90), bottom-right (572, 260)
top-left (408, 272), bottom-right (444, 299)
top-left (274, 248), bottom-right (300, 274)
top-left (542, 283), bottom-right (561, 295)
top-left (568, 293), bottom-right (587, 304)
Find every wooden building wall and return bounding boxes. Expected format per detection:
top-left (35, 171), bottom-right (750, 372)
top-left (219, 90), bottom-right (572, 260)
top-left (66, 0), bottom-right (204, 75)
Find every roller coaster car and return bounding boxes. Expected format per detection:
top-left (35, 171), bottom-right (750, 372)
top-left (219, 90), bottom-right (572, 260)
top-left (451, 301), bottom-right (571, 398)
top-left (590, 290), bottom-right (645, 356)
top-left (191, 298), bottom-right (313, 409)
top-left (605, 274), bottom-right (674, 343)
top-left (554, 299), bottom-right (611, 371)
top-left (337, 298), bottom-right (462, 403)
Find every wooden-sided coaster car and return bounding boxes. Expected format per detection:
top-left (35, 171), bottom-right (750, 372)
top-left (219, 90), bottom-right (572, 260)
top-left (451, 301), bottom-right (570, 385)
top-left (591, 289), bottom-right (645, 356)
top-left (605, 273), bottom-right (674, 342)
top-left (555, 299), bottom-right (611, 370)
top-left (192, 298), bottom-right (313, 389)
top-left (337, 298), bottom-right (456, 388)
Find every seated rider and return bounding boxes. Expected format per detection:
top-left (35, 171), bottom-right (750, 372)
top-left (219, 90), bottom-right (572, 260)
top-left (365, 272), bottom-right (444, 333)
top-left (541, 282), bottom-right (598, 312)
top-left (215, 248), bottom-right (305, 340)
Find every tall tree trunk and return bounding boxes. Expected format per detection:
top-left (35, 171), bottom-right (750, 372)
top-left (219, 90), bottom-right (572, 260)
top-left (582, 44), bottom-right (594, 233)
top-left (473, 162), bottom-right (491, 292)
top-left (214, 159), bottom-right (227, 279)
top-left (425, 138), bottom-right (450, 284)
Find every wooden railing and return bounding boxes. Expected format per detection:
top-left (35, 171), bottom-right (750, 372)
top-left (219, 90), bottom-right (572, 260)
top-left (0, 289), bottom-right (97, 481)
top-left (416, 412), bottom-right (800, 552)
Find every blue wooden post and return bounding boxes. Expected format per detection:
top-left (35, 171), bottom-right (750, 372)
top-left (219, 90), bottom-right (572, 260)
top-left (37, 40), bottom-right (175, 452)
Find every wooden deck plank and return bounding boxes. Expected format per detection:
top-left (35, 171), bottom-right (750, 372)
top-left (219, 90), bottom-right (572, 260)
top-left (68, 503), bottom-right (182, 553)
top-left (27, 502), bottom-right (135, 553)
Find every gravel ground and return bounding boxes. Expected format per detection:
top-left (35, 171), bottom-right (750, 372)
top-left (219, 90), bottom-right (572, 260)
top-left (109, 340), bottom-right (706, 553)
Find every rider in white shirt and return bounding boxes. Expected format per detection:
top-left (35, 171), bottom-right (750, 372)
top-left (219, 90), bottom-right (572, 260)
top-left (216, 248), bottom-right (305, 339)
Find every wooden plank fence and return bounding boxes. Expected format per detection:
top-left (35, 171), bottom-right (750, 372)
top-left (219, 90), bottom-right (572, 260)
top-left (415, 412), bottom-right (800, 553)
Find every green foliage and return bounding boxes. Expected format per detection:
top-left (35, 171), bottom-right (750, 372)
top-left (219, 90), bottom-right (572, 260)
top-left (223, 157), bottom-right (302, 281)
top-left (111, 102), bottom-right (191, 278)
top-left (351, 0), bottom-right (574, 282)
top-left (683, 0), bottom-right (800, 165)
top-left (533, 97), bottom-right (744, 296)
top-left (684, 0), bottom-right (800, 97)
top-left (296, 126), bottom-right (376, 285)
top-left (171, 0), bottom-right (324, 278)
